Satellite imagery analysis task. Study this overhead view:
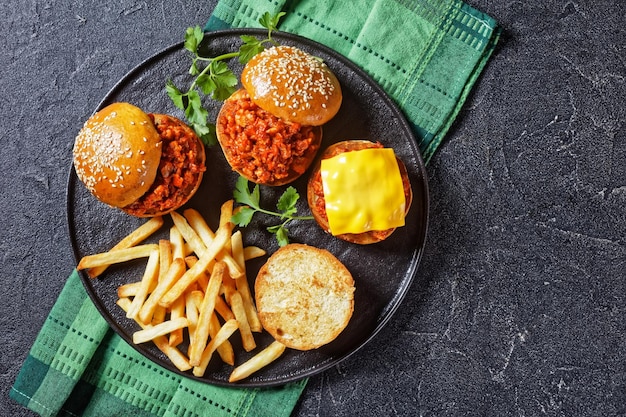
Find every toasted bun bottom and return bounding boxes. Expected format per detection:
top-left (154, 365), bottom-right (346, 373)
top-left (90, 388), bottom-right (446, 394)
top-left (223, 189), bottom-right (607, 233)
top-left (255, 244), bottom-right (355, 350)
top-left (121, 113), bottom-right (206, 217)
top-left (307, 140), bottom-right (413, 244)
top-left (216, 89), bottom-right (322, 186)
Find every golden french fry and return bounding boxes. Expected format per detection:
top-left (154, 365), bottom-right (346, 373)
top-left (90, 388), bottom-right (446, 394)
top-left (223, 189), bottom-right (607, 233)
top-left (117, 281), bottom-right (141, 298)
top-left (230, 291), bottom-right (256, 352)
top-left (184, 256), bottom-right (209, 292)
top-left (138, 258), bottom-right (186, 324)
top-left (168, 295), bottom-right (186, 347)
top-left (126, 249), bottom-right (160, 319)
top-left (88, 216), bottom-right (164, 278)
top-left (231, 231), bottom-right (262, 332)
top-left (185, 289), bottom-right (202, 345)
top-left (171, 211), bottom-right (208, 255)
top-left (189, 262), bottom-right (225, 366)
top-left (243, 246), bottom-right (267, 261)
top-left (214, 294), bottom-right (235, 322)
top-left (132, 317), bottom-right (189, 345)
top-left (183, 208), bottom-right (243, 278)
top-left (117, 298), bottom-right (191, 371)
top-left (159, 223), bottom-right (232, 308)
top-left (210, 313), bottom-right (235, 365)
top-left (169, 225), bottom-right (186, 260)
top-left (77, 244), bottom-right (159, 270)
top-left (193, 319), bottom-right (239, 377)
top-left (229, 341), bottom-right (286, 382)
top-left (159, 239), bottom-right (173, 281)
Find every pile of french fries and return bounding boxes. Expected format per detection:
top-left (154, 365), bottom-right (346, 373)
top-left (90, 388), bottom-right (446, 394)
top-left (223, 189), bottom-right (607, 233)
top-left (77, 200), bottom-right (286, 382)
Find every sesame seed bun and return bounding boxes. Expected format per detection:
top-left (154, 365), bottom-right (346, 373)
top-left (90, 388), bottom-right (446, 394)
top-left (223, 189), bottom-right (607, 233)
top-left (73, 102), bottom-right (162, 208)
top-left (241, 45), bottom-right (342, 126)
top-left (255, 244), bottom-right (355, 351)
top-left (73, 103), bottom-right (206, 217)
top-left (307, 140), bottom-right (413, 245)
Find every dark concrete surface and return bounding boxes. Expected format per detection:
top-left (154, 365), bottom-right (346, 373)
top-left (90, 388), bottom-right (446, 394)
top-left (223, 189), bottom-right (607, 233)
top-left (1, 1), bottom-right (624, 416)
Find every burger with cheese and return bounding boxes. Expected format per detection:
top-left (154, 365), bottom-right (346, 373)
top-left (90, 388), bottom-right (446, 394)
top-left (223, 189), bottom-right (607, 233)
top-left (73, 102), bottom-right (206, 217)
top-left (307, 140), bottom-right (412, 244)
top-left (216, 45), bottom-right (342, 186)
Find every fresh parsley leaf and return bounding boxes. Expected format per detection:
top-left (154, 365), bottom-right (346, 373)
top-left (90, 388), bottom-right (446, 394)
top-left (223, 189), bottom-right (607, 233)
top-left (184, 26), bottom-right (203, 54)
top-left (168, 12), bottom-right (287, 148)
top-left (267, 223), bottom-right (290, 247)
top-left (232, 206), bottom-right (255, 227)
top-left (232, 176), bottom-right (313, 246)
top-left (233, 176), bottom-right (260, 208)
top-left (239, 35), bottom-right (265, 64)
top-left (277, 186), bottom-right (299, 217)
top-left (192, 122), bottom-right (217, 146)
top-left (259, 11), bottom-right (286, 33)
top-left (165, 80), bottom-right (184, 110)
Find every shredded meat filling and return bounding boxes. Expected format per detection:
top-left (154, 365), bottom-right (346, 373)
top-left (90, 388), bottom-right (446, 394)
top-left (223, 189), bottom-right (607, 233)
top-left (124, 115), bottom-right (205, 216)
top-left (219, 91), bottom-right (319, 185)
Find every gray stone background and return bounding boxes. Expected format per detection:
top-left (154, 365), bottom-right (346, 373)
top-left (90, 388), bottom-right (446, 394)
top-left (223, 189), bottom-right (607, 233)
top-left (1, 1), bottom-right (624, 416)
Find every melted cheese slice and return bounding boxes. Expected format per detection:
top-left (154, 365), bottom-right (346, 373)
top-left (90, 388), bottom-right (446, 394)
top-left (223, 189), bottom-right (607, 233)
top-left (321, 148), bottom-right (406, 235)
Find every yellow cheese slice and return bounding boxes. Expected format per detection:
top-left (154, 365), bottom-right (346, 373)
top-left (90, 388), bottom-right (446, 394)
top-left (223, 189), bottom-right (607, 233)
top-left (321, 148), bottom-right (406, 235)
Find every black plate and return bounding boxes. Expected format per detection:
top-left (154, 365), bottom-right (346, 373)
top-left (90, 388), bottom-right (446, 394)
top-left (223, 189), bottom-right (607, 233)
top-left (67, 29), bottom-right (429, 387)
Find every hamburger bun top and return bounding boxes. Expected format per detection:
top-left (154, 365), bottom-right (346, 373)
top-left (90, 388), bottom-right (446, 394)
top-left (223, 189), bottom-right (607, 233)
top-left (241, 45), bottom-right (342, 126)
top-left (73, 102), bottom-right (162, 208)
top-left (255, 243), bottom-right (355, 350)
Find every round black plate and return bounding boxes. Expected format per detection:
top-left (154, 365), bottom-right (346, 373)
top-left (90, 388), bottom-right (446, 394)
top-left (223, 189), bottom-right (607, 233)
top-left (67, 29), bottom-right (429, 387)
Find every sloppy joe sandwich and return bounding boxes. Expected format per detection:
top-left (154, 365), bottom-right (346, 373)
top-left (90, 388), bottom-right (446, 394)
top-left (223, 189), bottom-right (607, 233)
top-left (307, 140), bottom-right (412, 244)
top-left (73, 102), bottom-right (206, 217)
top-left (255, 243), bottom-right (355, 350)
top-left (217, 45), bottom-right (342, 186)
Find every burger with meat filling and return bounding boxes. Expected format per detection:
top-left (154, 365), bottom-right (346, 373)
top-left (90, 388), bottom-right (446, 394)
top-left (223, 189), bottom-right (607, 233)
top-left (307, 140), bottom-right (412, 245)
top-left (73, 102), bottom-right (206, 217)
top-left (216, 45), bottom-right (342, 186)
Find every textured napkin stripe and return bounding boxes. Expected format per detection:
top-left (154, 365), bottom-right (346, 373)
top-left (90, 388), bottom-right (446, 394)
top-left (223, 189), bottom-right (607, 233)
top-left (11, 270), bottom-right (307, 417)
top-left (206, 0), bottom-right (500, 163)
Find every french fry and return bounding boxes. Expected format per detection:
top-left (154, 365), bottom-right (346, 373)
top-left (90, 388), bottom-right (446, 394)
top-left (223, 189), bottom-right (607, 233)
top-left (229, 291), bottom-right (256, 352)
top-left (159, 223), bottom-right (232, 308)
top-left (243, 246), bottom-right (267, 261)
top-left (138, 258), bottom-right (186, 324)
top-left (88, 216), bottom-right (164, 278)
top-left (183, 208), bottom-right (244, 278)
top-left (210, 313), bottom-right (235, 365)
top-left (214, 294), bottom-right (235, 321)
top-left (189, 262), bottom-right (225, 366)
top-left (229, 341), bottom-right (286, 382)
top-left (231, 231), bottom-right (262, 332)
top-left (117, 281), bottom-right (141, 298)
top-left (77, 244), bottom-right (159, 270)
top-left (132, 317), bottom-right (189, 345)
top-left (168, 295), bottom-right (186, 347)
top-left (193, 319), bottom-right (239, 377)
top-left (171, 211), bottom-right (208, 256)
top-left (169, 226), bottom-right (186, 260)
top-left (184, 256), bottom-right (209, 292)
top-left (126, 249), bottom-right (160, 319)
top-left (185, 289), bottom-right (202, 345)
top-left (117, 298), bottom-right (191, 372)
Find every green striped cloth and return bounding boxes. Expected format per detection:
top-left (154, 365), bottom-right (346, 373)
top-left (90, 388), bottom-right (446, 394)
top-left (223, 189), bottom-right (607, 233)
top-left (207, 0), bottom-right (500, 163)
top-left (11, 1), bottom-right (499, 416)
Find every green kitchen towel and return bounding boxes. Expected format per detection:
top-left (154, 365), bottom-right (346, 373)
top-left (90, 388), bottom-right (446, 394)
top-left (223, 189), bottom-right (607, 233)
top-left (207, 0), bottom-right (501, 163)
top-left (10, 270), bottom-right (307, 417)
top-left (11, 1), bottom-right (499, 416)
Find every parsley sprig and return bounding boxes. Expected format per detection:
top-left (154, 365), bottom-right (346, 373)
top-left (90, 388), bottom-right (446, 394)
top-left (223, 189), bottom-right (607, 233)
top-left (166, 12), bottom-right (286, 146)
top-left (232, 177), bottom-right (313, 247)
